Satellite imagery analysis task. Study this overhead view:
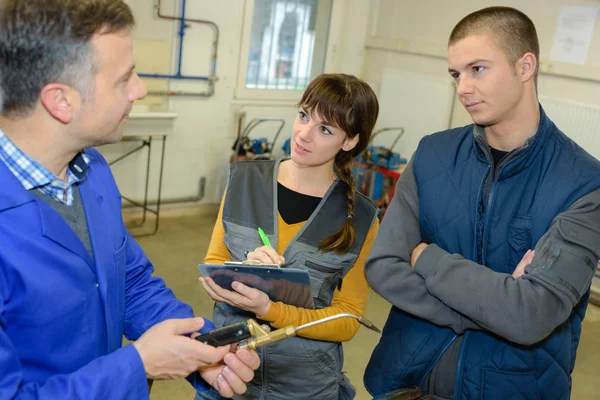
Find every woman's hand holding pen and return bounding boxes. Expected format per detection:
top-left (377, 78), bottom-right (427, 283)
top-left (200, 276), bottom-right (272, 317)
top-left (247, 246), bottom-right (285, 266)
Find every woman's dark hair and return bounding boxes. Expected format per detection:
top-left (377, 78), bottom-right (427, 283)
top-left (298, 73), bottom-right (379, 253)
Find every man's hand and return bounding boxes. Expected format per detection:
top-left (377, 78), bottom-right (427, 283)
top-left (199, 349), bottom-right (260, 398)
top-left (410, 243), bottom-right (429, 268)
top-left (512, 249), bottom-right (535, 279)
top-left (133, 318), bottom-right (231, 380)
top-left (200, 277), bottom-right (271, 317)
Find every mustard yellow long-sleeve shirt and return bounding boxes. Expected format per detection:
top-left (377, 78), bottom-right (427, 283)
top-left (204, 196), bottom-right (379, 342)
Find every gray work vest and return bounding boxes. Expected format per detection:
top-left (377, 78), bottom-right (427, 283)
top-left (212, 159), bottom-right (378, 400)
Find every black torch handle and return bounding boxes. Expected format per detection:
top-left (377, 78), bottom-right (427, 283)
top-left (195, 321), bottom-right (252, 347)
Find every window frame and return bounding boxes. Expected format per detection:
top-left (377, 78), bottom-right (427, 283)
top-left (234, 0), bottom-right (345, 102)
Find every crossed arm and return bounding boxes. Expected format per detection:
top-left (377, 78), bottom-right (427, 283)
top-left (365, 160), bottom-right (600, 345)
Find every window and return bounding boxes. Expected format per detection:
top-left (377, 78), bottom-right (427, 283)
top-left (237, 0), bottom-right (333, 98)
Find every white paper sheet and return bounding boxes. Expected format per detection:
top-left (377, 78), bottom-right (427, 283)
top-left (550, 6), bottom-right (599, 65)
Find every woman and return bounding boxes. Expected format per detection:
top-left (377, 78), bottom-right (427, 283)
top-left (197, 73), bottom-right (380, 400)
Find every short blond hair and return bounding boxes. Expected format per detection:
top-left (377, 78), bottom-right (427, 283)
top-left (449, 7), bottom-right (540, 87)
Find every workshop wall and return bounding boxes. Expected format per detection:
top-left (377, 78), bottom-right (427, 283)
top-left (99, 0), bottom-right (370, 205)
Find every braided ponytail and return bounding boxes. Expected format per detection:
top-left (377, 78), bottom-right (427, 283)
top-left (318, 153), bottom-right (356, 254)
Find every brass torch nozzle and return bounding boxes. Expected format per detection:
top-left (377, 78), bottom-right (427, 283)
top-left (238, 320), bottom-right (296, 350)
top-left (236, 313), bottom-right (380, 350)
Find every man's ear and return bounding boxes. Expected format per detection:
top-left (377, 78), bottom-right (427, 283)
top-left (517, 52), bottom-right (536, 84)
top-left (39, 83), bottom-right (81, 124)
top-left (342, 134), bottom-right (360, 152)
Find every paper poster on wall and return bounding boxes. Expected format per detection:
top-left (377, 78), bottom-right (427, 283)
top-left (550, 6), bottom-right (599, 65)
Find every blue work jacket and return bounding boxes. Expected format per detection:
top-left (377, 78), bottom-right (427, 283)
top-left (0, 148), bottom-right (207, 399)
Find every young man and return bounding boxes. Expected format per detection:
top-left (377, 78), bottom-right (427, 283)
top-left (364, 7), bottom-right (600, 400)
top-left (0, 1), bottom-right (258, 399)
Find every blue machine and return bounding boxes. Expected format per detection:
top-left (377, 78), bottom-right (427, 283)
top-left (281, 138), bottom-right (292, 156)
top-left (362, 146), bottom-right (405, 170)
top-left (232, 136), bottom-right (270, 157)
top-left (249, 137), bottom-right (270, 155)
top-left (353, 128), bottom-right (407, 217)
top-left (232, 118), bottom-right (286, 162)
top-left (283, 140), bottom-right (406, 169)
top-left (354, 146), bottom-right (406, 207)
top-left (283, 129), bottom-right (407, 214)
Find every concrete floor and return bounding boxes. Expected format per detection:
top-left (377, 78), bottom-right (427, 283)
top-left (130, 207), bottom-right (600, 400)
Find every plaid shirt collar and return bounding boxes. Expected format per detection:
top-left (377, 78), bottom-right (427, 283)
top-left (0, 129), bottom-right (90, 206)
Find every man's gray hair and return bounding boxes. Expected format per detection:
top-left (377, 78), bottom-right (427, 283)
top-left (0, 0), bottom-right (134, 117)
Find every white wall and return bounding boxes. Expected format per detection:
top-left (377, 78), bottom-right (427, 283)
top-left (363, 0), bottom-right (600, 145)
top-left (98, 0), bottom-right (370, 205)
top-left (99, 1), bottom-right (600, 205)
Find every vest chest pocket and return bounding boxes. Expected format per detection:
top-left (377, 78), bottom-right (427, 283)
top-left (223, 233), bottom-right (263, 261)
top-left (304, 259), bottom-right (345, 309)
top-left (481, 368), bottom-right (540, 400)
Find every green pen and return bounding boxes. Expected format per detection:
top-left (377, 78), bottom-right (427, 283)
top-left (257, 227), bottom-right (272, 247)
top-left (257, 227), bottom-right (281, 268)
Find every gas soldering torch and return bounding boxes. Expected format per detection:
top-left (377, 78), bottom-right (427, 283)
top-left (195, 313), bottom-right (381, 349)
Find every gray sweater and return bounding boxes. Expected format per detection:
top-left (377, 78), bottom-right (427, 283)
top-left (31, 185), bottom-right (94, 259)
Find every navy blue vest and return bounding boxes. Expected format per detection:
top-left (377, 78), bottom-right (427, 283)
top-left (365, 108), bottom-right (600, 399)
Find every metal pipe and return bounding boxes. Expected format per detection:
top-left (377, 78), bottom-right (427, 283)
top-left (156, 0), bottom-right (219, 79)
top-left (177, 0), bottom-right (187, 77)
top-left (146, 85), bottom-right (215, 97)
top-left (370, 127), bottom-right (405, 151)
top-left (237, 112), bottom-right (247, 141)
top-left (122, 195), bottom-right (201, 208)
top-left (121, 176), bottom-right (206, 208)
top-left (140, 137), bottom-right (153, 224)
top-left (140, 73), bottom-right (209, 81)
top-left (138, 0), bottom-right (219, 96)
top-left (122, 196), bottom-right (158, 212)
top-left (156, 0), bottom-right (220, 48)
top-left (153, 135), bottom-right (167, 234)
top-left (234, 118), bottom-right (286, 162)
top-left (296, 313), bottom-right (381, 333)
top-left (108, 141), bottom-right (148, 164)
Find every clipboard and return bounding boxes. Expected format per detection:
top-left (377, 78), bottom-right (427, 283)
top-left (198, 263), bottom-right (315, 309)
